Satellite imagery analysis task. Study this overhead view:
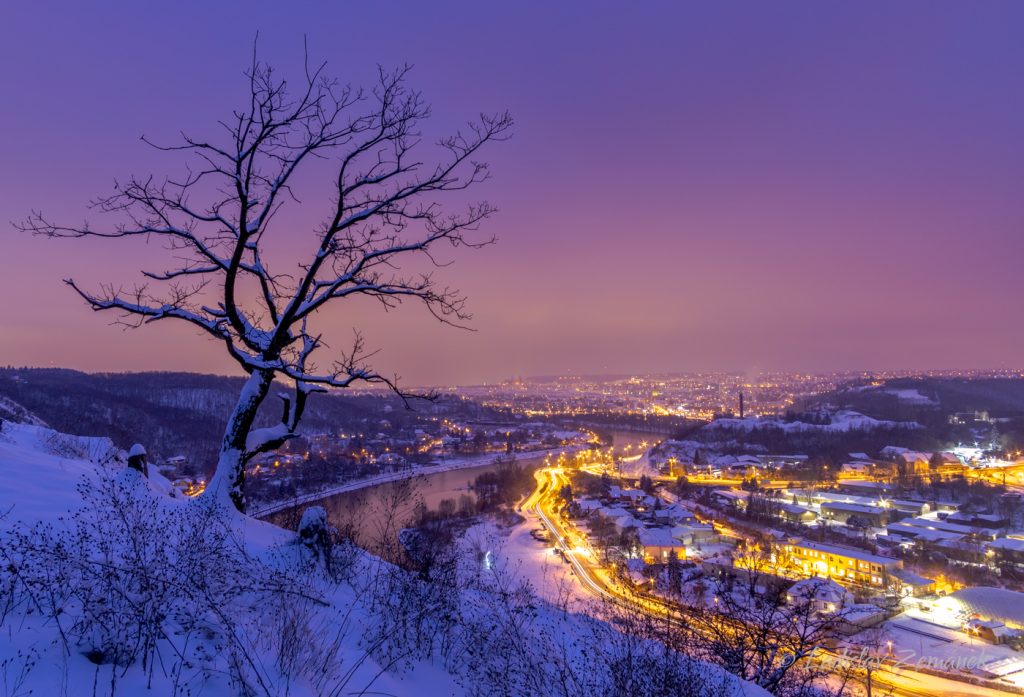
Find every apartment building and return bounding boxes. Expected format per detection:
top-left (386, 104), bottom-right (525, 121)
top-left (779, 539), bottom-right (902, 588)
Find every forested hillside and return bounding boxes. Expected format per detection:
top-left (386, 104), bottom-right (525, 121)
top-left (0, 368), bottom-right (407, 471)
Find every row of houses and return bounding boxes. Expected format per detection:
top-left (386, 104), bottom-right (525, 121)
top-left (652, 450), bottom-right (811, 478)
top-left (719, 483), bottom-right (938, 528)
top-left (653, 441), bottom-right (980, 484)
top-left (765, 486), bottom-right (1024, 582)
top-left (574, 487), bottom-right (719, 563)
top-left (701, 486), bottom-right (940, 595)
top-left (776, 538), bottom-right (936, 596)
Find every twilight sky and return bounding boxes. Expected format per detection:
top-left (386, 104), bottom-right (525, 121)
top-left (2, 1), bottom-right (1023, 385)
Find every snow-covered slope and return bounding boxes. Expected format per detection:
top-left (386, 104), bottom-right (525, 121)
top-left (0, 395), bottom-right (47, 427)
top-left (0, 421), bottom-right (766, 697)
top-left (0, 422), bottom-right (125, 524)
top-left (0, 421), bottom-right (461, 696)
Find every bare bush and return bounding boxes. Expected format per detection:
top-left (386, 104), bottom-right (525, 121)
top-left (0, 472), bottom-right (370, 696)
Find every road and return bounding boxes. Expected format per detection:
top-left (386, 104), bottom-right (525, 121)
top-left (520, 465), bottom-right (1020, 697)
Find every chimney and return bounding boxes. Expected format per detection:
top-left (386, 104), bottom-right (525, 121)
top-left (739, 392), bottom-right (745, 419)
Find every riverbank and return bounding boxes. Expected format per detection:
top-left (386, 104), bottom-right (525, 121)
top-left (251, 443), bottom-right (588, 518)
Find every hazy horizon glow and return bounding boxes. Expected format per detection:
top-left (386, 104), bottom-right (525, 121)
top-left (2, 2), bottom-right (1024, 385)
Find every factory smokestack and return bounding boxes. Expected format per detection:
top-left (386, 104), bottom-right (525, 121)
top-left (739, 392), bottom-right (745, 419)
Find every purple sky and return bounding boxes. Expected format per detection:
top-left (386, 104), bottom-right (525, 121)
top-left (2, 2), bottom-right (1023, 385)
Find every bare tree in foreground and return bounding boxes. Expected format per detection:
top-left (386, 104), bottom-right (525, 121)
top-left (18, 52), bottom-right (512, 512)
top-left (676, 569), bottom-right (857, 696)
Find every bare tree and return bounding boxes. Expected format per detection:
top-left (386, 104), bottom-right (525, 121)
top-left (676, 569), bottom-right (857, 696)
top-left (18, 50), bottom-right (512, 512)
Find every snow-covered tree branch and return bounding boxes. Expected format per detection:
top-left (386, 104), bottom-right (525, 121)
top-left (17, 50), bottom-right (512, 512)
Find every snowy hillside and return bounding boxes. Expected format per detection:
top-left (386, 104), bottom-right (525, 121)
top-left (0, 421), bottom-right (767, 697)
top-left (880, 388), bottom-right (938, 406)
top-left (0, 395), bottom-right (47, 428)
top-left (707, 409), bottom-right (920, 433)
top-left (0, 421), bottom-right (125, 524)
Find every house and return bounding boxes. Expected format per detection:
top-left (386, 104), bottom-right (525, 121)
top-left (935, 538), bottom-right (988, 564)
top-left (988, 537), bottom-right (1024, 565)
top-left (638, 527), bottom-right (687, 563)
top-left (840, 604), bottom-right (891, 633)
top-left (786, 577), bottom-right (851, 614)
top-left (888, 498), bottom-right (930, 517)
top-left (652, 503), bottom-right (696, 525)
top-left (886, 521), bottom-right (964, 545)
top-left (891, 568), bottom-right (936, 597)
top-left (724, 463), bottom-right (751, 478)
top-left (620, 489), bottom-right (648, 504)
top-left (839, 461), bottom-right (872, 478)
top-left (605, 510), bottom-right (640, 533)
top-left (712, 454), bottom-right (760, 470)
top-left (897, 452), bottom-right (931, 476)
top-left (575, 498), bottom-right (603, 516)
top-left (673, 523), bottom-right (718, 546)
top-left (820, 501), bottom-right (888, 527)
top-left (946, 512), bottom-right (1008, 530)
top-left (778, 502), bottom-right (818, 524)
top-left (836, 480), bottom-right (895, 497)
top-left (965, 619), bottom-right (1017, 645)
top-left (933, 454), bottom-right (966, 477)
top-left (711, 488), bottom-right (748, 510)
top-left (378, 452), bottom-right (406, 467)
top-left (894, 516), bottom-right (997, 541)
top-left (885, 514), bottom-right (1002, 549)
top-left (949, 411), bottom-right (991, 426)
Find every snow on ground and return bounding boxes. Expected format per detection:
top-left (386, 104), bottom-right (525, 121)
top-left (457, 521), bottom-right (768, 696)
top-left (0, 422), bottom-right (120, 524)
top-left (886, 613), bottom-right (1024, 686)
top-left (0, 421), bottom-right (767, 696)
top-left (617, 450), bottom-right (661, 478)
top-left (883, 388), bottom-right (938, 406)
top-left (475, 520), bottom-right (590, 607)
top-left (0, 422), bottom-right (460, 697)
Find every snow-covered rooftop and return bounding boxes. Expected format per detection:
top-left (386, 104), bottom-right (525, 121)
top-left (943, 587), bottom-right (1024, 628)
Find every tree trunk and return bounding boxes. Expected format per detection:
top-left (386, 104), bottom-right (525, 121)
top-left (203, 369), bottom-right (275, 512)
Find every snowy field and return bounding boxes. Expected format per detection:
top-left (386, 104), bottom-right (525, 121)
top-left (886, 613), bottom-right (1024, 687)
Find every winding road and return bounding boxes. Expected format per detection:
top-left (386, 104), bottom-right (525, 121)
top-left (521, 464), bottom-right (1018, 697)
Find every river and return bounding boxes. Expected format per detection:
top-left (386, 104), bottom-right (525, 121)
top-left (266, 428), bottom-right (661, 552)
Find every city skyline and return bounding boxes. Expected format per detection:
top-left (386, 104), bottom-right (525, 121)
top-left (3, 2), bottom-right (1024, 385)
